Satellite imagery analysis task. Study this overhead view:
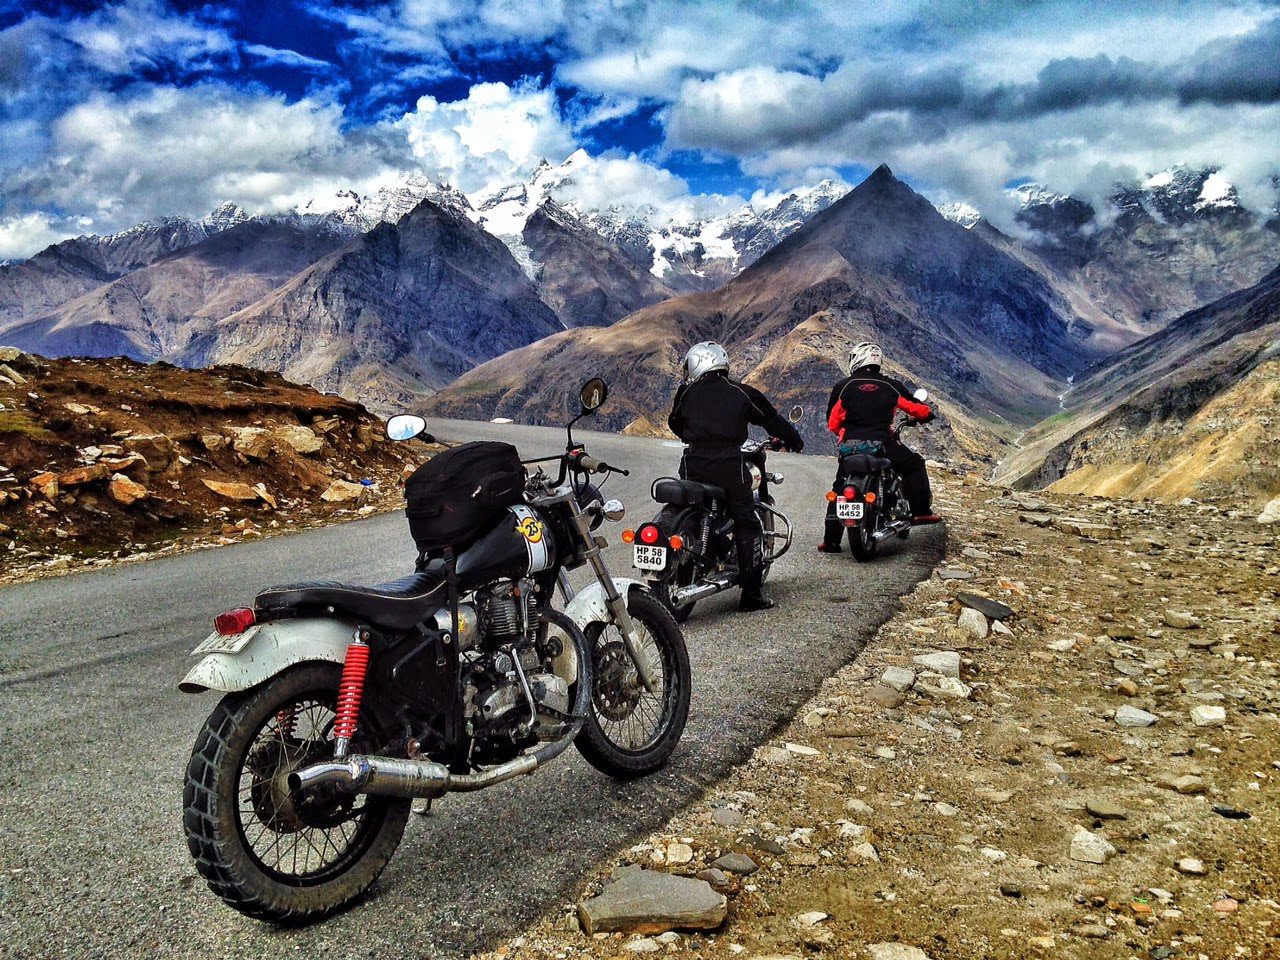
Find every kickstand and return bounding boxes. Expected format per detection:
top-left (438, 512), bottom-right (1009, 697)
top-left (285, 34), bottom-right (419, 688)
top-left (412, 798), bottom-right (432, 817)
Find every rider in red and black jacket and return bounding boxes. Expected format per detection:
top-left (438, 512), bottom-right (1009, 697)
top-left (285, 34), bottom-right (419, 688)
top-left (821, 342), bottom-right (940, 551)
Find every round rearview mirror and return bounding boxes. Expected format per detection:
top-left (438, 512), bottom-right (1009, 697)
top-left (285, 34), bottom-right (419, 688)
top-left (386, 414), bottom-right (428, 441)
top-left (788, 405), bottom-right (804, 423)
top-left (579, 377), bottom-right (608, 413)
top-left (912, 388), bottom-right (929, 403)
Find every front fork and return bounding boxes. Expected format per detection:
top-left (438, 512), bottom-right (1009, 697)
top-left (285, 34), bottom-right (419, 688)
top-left (564, 500), bottom-right (657, 692)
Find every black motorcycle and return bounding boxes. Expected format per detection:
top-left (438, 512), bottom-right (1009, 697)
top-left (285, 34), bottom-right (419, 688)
top-left (628, 407), bottom-right (802, 622)
top-left (180, 378), bottom-right (689, 922)
top-left (827, 389), bottom-right (929, 561)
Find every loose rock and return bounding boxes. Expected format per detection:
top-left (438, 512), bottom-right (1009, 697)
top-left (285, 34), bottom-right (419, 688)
top-left (577, 868), bottom-right (727, 935)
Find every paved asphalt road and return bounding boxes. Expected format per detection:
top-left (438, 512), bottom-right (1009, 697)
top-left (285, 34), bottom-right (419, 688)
top-left (0, 420), bottom-right (944, 959)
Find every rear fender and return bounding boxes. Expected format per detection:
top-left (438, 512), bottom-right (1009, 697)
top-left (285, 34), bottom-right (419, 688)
top-left (178, 618), bottom-right (355, 694)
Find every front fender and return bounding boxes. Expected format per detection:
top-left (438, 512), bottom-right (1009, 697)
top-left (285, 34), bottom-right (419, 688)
top-left (178, 618), bottom-right (354, 694)
top-left (564, 577), bottom-right (647, 630)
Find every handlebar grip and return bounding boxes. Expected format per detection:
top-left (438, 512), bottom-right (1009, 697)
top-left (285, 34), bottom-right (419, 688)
top-left (577, 454), bottom-right (602, 472)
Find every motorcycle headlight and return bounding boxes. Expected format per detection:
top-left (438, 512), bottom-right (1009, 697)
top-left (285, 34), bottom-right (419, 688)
top-left (747, 463), bottom-right (762, 491)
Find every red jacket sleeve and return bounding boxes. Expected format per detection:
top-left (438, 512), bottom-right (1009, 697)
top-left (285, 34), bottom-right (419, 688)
top-left (827, 398), bottom-right (846, 434)
top-left (896, 395), bottom-right (931, 420)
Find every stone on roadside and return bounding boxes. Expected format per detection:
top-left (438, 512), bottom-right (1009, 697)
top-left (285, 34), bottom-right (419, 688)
top-left (203, 478), bottom-right (269, 504)
top-left (57, 463), bottom-right (110, 487)
top-left (201, 433), bottom-right (228, 452)
top-left (695, 867), bottom-right (729, 888)
top-left (320, 479), bottom-right (368, 503)
top-left (1085, 798), bottom-right (1127, 820)
top-left (866, 684), bottom-right (906, 709)
top-left (956, 591), bottom-right (1015, 621)
top-left (123, 433), bottom-right (174, 469)
top-left (957, 607), bottom-right (989, 639)
top-left (665, 842), bottom-right (694, 865)
top-left (784, 742), bottom-right (820, 757)
top-left (1190, 704), bottom-right (1226, 727)
top-left (1115, 705), bottom-right (1158, 728)
top-left (577, 868), bottom-right (726, 935)
top-left (232, 427), bottom-right (273, 460)
top-left (1257, 497), bottom-right (1280, 524)
top-left (913, 651), bottom-right (961, 678)
top-left (1070, 827), bottom-right (1117, 865)
top-left (623, 937), bottom-right (661, 953)
top-left (918, 675), bottom-right (971, 701)
top-left (1163, 610), bottom-right (1199, 629)
top-left (710, 807), bottom-right (744, 828)
top-left (107, 473), bottom-right (148, 506)
top-left (710, 852), bottom-right (758, 875)
top-left (1116, 679), bottom-right (1139, 697)
top-left (274, 423), bottom-right (324, 455)
top-left (881, 666), bottom-right (916, 692)
top-left (867, 944), bottom-right (931, 960)
top-left (1175, 857), bottom-right (1207, 876)
top-left (1052, 517), bottom-right (1121, 539)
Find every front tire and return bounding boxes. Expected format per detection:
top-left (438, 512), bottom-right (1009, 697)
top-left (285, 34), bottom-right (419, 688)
top-left (576, 589), bottom-right (691, 778)
top-left (183, 663), bottom-right (410, 923)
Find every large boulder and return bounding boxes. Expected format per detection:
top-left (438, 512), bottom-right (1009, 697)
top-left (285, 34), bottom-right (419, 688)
top-left (203, 478), bottom-right (275, 508)
top-left (578, 868), bottom-right (727, 935)
top-left (124, 434), bottom-right (175, 470)
top-left (274, 424), bottom-right (324, 455)
top-left (107, 474), bottom-right (149, 506)
top-left (57, 463), bottom-right (110, 487)
top-left (1258, 497), bottom-right (1280, 524)
top-left (320, 479), bottom-right (368, 503)
top-left (232, 427), bottom-right (273, 461)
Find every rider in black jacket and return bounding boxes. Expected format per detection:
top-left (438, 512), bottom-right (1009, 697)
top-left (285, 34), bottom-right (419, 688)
top-left (668, 341), bottom-right (804, 611)
top-left (821, 341), bottom-right (940, 551)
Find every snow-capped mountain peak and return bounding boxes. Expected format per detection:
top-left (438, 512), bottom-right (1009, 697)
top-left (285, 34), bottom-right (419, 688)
top-left (937, 201), bottom-right (982, 229)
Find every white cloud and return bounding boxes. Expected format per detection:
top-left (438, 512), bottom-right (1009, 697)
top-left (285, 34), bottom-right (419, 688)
top-left (61, 0), bottom-right (236, 75)
top-left (0, 212), bottom-right (66, 261)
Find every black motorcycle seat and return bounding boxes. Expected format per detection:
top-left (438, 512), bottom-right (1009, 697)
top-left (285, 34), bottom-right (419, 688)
top-left (255, 573), bottom-right (447, 632)
top-left (652, 477), bottom-right (726, 506)
top-left (841, 453), bottom-right (893, 474)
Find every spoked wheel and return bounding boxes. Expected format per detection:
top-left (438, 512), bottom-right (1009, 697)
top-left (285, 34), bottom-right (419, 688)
top-left (183, 663), bottom-right (410, 923)
top-left (576, 589), bottom-right (691, 778)
top-left (848, 518), bottom-right (878, 562)
top-left (652, 517), bottom-right (702, 623)
top-left (757, 505), bottom-right (776, 583)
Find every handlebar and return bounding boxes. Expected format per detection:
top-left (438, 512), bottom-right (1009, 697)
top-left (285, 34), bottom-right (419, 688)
top-left (576, 453), bottom-right (629, 476)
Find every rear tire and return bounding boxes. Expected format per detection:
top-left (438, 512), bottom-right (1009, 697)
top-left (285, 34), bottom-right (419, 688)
top-left (652, 516), bottom-right (701, 623)
top-left (576, 590), bottom-right (691, 778)
top-left (848, 519), bottom-right (878, 562)
top-left (182, 663), bottom-right (410, 923)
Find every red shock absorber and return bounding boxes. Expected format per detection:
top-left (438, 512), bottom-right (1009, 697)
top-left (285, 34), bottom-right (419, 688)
top-left (275, 708), bottom-right (297, 738)
top-left (332, 639), bottom-right (370, 752)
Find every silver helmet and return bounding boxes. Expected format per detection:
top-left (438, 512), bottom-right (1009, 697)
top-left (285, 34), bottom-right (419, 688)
top-left (847, 341), bottom-right (883, 374)
top-left (682, 341), bottom-right (729, 382)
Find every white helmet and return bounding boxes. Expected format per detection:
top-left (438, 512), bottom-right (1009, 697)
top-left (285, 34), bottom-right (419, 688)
top-left (682, 341), bottom-right (729, 382)
top-left (847, 341), bottom-right (883, 374)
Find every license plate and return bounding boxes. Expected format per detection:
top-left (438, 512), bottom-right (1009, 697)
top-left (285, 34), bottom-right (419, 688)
top-left (836, 499), bottom-right (864, 520)
top-left (633, 544), bottom-right (668, 571)
top-left (191, 625), bottom-right (260, 656)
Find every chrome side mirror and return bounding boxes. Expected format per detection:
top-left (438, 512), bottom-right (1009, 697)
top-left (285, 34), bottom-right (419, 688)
top-left (788, 405), bottom-right (804, 423)
top-left (602, 498), bottom-right (626, 522)
top-left (912, 388), bottom-right (929, 403)
top-left (386, 414), bottom-right (429, 441)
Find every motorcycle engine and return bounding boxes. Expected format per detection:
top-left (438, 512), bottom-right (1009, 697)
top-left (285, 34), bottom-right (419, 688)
top-left (464, 580), bottom-right (572, 755)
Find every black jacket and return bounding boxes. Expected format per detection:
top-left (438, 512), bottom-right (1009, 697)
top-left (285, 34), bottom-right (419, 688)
top-left (827, 366), bottom-right (932, 442)
top-left (669, 372), bottom-right (804, 453)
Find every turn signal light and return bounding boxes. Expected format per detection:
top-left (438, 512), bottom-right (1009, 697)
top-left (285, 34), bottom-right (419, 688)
top-left (214, 607), bottom-right (256, 636)
top-left (669, 535), bottom-right (685, 551)
top-left (865, 492), bottom-right (877, 504)
top-left (639, 524), bottom-right (661, 545)
top-left (825, 491), bottom-right (837, 502)
top-left (621, 529), bottom-right (636, 544)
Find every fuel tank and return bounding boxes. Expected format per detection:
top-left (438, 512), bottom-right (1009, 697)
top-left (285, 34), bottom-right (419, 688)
top-left (455, 505), bottom-right (557, 590)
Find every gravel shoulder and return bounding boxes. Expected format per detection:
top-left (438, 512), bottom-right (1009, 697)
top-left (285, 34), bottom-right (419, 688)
top-left (479, 476), bottom-right (1280, 960)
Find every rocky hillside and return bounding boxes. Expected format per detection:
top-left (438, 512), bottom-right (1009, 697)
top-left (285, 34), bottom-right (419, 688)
top-left (0, 349), bottom-right (426, 581)
top-left (522, 200), bottom-right (677, 327)
top-left (481, 477), bottom-right (1280, 960)
top-left (181, 198), bottom-right (563, 408)
top-left (1000, 264), bottom-right (1280, 507)
top-left (428, 165), bottom-right (1098, 451)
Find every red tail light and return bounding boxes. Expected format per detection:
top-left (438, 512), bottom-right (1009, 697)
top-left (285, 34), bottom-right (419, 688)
top-left (639, 524), bottom-right (661, 545)
top-left (843, 486), bottom-right (856, 499)
top-left (214, 607), bottom-right (256, 636)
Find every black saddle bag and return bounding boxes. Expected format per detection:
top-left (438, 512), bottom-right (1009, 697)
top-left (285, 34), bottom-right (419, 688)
top-left (406, 441), bottom-right (525, 554)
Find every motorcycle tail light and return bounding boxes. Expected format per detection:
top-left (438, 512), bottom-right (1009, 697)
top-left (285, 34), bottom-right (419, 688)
top-left (825, 491), bottom-right (837, 502)
top-left (639, 524), bottom-right (661, 545)
top-left (214, 607), bottom-right (256, 636)
top-left (843, 486), bottom-right (856, 499)
top-left (621, 529), bottom-right (636, 544)
top-left (865, 492), bottom-right (877, 504)
top-left (669, 535), bottom-right (684, 551)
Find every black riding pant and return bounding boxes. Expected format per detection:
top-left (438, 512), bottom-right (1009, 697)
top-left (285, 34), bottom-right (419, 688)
top-left (681, 450), bottom-right (764, 600)
top-left (823, 437), bottom-right (931, 547)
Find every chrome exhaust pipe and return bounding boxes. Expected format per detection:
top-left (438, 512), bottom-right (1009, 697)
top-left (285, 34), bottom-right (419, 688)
top-left (873, 520), bottom-right (912, 542)
top-left (670, 575), bottom-right (735, 606)
top-left (289, 753), bottom-right (538, 800)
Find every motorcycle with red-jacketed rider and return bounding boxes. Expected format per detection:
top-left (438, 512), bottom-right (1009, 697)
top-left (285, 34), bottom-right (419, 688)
top-left (827, 388), bottom-right (931, 561)
top-left (628, 407), bottom-right (802, 622)
top-left (179, 378), bottom-right (689, 922)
